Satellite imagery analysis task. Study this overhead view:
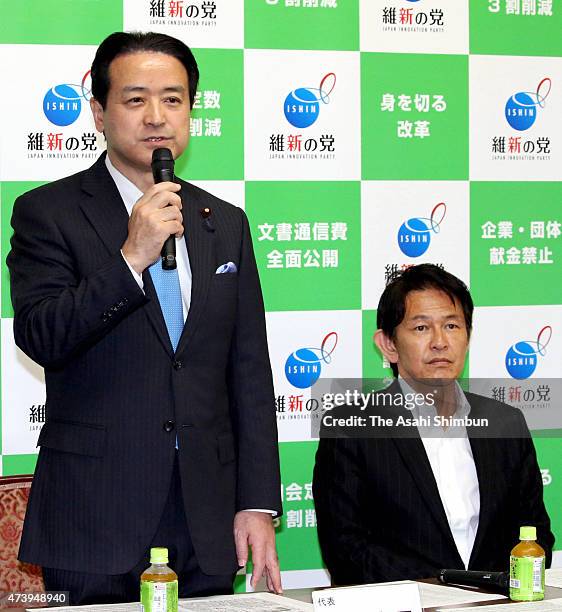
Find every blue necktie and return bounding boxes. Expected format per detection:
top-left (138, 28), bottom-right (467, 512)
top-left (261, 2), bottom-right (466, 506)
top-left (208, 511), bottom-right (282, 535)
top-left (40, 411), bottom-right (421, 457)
top-left (149, 259), bottom-right (183, 352)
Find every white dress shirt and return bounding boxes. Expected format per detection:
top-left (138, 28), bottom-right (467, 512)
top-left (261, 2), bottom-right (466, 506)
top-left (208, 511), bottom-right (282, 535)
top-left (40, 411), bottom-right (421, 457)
top-left (399, 378), bottom-right (481, 569)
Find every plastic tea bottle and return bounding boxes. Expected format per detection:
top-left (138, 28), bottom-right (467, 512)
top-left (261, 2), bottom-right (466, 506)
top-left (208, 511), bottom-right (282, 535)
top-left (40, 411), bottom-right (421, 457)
top-left (509, 526), bottom-right (545, 601)
top-left (140, 547), bottom-right (178, 612)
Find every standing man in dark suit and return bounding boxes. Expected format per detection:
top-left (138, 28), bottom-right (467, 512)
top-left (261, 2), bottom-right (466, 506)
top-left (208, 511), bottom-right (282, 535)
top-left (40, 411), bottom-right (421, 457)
top-left (313, 264), bottom-right (553, 585)
top-left (8, 31), bottom-right (282, 604)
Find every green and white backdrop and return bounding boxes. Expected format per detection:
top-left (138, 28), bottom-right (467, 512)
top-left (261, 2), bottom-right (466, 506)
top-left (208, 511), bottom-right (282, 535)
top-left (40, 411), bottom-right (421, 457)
top-left (0, 0), bottom-right (561, 590)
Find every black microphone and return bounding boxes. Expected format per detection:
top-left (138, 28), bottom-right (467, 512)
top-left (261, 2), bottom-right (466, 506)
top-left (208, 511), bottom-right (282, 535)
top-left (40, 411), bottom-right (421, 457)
top-left (438, 569), bottom-right (509, 594)
top-left (151, 148), bottom-right (177, 270)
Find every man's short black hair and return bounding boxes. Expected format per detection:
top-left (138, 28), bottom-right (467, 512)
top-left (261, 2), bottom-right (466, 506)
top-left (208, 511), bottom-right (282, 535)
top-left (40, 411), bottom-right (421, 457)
top-left (376, 264), bottom-right (473, 377)
top-left (91, 31), bottom-right (199, 109)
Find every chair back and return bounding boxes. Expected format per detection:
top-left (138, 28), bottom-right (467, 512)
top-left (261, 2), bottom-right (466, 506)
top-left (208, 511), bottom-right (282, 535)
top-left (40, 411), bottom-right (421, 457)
top-left (0, 476), bottom-right (44, 596)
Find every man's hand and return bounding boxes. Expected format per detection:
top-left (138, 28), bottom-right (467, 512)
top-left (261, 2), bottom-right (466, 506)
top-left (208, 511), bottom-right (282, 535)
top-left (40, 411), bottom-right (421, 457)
top-left (234, 510), bottom-right (282, 594)
top-left (121, 182), bottom-right (183, 274)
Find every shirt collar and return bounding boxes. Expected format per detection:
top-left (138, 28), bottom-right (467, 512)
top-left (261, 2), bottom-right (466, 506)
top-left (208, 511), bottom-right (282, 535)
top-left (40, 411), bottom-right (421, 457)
top-left (398, 376), bottom-right (471, 419)
top-left (105, 155), bottom-right (143, 216)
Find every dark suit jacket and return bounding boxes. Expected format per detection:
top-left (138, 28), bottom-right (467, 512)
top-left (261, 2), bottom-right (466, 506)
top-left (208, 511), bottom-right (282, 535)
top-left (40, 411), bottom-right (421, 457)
top-left (313, 382), bottom-right (554, 586)
top-left (8, 153), bottom-right (282, 575)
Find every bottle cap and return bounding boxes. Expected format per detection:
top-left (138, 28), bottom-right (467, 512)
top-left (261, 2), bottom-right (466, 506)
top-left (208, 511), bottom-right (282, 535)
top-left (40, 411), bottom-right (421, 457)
top-left (520, 526), bottom-right (537, 540)
top-left (150, 547), bottom-right (169, 564)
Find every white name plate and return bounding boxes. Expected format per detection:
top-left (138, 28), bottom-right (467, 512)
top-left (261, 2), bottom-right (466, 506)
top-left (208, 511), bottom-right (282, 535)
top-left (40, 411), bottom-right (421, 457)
top-left (312, 580), bottom-right (423, 612)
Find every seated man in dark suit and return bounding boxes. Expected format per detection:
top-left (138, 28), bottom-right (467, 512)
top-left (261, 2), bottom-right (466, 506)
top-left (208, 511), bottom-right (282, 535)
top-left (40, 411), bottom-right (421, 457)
top-left (313, 264), bottom-right (554, 585)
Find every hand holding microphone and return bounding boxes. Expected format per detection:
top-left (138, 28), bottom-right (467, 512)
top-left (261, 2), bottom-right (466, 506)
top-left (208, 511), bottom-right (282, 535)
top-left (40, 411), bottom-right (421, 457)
top-left (121, 148), bottom-right (182, 275)
top-left (152, 148), bottom-right (178, 270)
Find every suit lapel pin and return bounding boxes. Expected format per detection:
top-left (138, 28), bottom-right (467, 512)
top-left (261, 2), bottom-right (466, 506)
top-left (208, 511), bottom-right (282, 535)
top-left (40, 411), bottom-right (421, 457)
top-left (200, 207), bottom-right (215, 232)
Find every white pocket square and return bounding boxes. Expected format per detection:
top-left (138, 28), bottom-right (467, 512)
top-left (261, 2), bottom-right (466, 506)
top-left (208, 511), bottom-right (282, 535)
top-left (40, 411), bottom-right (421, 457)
top-left (215, 262), bottom-right (237, 274)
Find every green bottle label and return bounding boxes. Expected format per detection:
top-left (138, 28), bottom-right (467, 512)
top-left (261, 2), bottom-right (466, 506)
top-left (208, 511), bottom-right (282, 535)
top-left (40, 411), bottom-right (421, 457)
top-left (140, 580), bottom-right (178, 612)
top-left (509, 556), bottom-right (545, 601)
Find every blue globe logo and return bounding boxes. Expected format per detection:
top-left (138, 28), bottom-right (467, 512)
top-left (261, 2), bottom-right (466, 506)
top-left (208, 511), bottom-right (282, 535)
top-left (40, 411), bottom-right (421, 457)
top-left (43, 73), bottom-right (92, 127)
top-left (43, 84), bottom-right (83, 126)
top-left (285, 348), bottom-right (322, 389)
top-left (398, 218), bottom-right (432, 258)
top-left (504, 77), bottom-right (551, 132)
top-left (284, 88), bottom-right (319, 129)
top-left (505, 342), bottom-right (538, 380)
top-left (505, 326), bottom-right (552, 380)
top-left (505, 92), bottom-right (537, 131)
top-left (397, 202), bottom-right (446, 258)
top-left (285, 332), bottom-right (338, 389)
top-left (283, 72), bottom-right (336, 129)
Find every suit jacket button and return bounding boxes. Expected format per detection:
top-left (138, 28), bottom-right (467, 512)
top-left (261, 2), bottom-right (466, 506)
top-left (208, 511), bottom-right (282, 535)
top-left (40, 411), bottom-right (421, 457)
top-left (173, 360), bottom-right (183, 370)
top-left (163, 420), bottom-right (175, 432)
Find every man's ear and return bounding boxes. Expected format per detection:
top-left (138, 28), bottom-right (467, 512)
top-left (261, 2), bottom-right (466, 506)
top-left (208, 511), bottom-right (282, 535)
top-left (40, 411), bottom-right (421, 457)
top-left (374, 330), bottom-right (399, 365)
top-left (90, 98), bottom-right (105, 133)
